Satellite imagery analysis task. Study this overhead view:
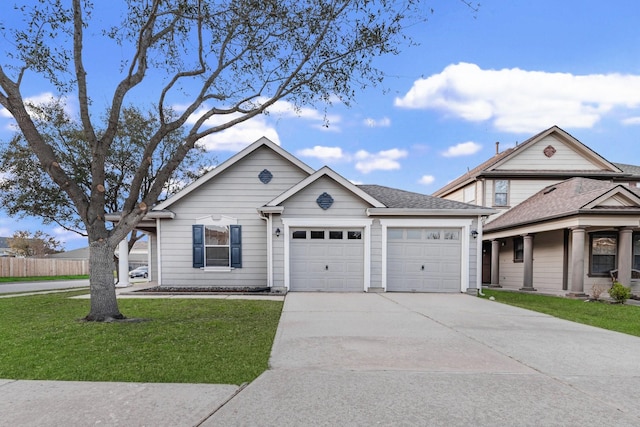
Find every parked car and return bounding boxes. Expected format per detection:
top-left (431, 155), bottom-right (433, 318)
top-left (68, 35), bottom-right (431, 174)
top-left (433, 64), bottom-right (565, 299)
top-left (129, 266), bottom-right (148, 279)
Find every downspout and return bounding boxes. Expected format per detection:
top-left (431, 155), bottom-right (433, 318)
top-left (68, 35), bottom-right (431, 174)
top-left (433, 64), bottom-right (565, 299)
top-left (259, 211), bottom-right (273, 288)
top-left (477, 215), bottom-right (485, 296)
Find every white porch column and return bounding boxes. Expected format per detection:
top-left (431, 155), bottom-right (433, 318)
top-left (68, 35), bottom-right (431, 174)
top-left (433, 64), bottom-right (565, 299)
top-left (490, 239), bottom-right (501, 287)
top-left (618, 227), bottom-right (633, 286)
top-left (568, 227), bottom-right (586, 296)
top-left (520, 234), bottom-right (536, 291)
top-left (116, 239), bottom-right (130, 288)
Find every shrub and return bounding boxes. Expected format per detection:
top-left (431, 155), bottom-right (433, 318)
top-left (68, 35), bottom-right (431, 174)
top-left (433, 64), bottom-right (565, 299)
top-left (609, 282), bottom-right (631, 304)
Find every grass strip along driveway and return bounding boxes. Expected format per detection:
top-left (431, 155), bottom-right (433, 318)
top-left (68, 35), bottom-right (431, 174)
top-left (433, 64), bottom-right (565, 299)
top-left (481, 289), bottom-right (640, 338)
top-left (0, 290), bottom-right (282, 384)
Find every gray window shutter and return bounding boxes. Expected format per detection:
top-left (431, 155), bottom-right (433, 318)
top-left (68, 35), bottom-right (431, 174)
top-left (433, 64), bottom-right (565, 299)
top-left (230, 225), bottom-right (242, 268)
top-left (192, 224), bottom-right (204, 268)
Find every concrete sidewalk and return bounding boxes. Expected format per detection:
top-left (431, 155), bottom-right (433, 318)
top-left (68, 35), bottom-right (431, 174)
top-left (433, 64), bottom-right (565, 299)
top-left (2, 293), bottom-right (640, 426)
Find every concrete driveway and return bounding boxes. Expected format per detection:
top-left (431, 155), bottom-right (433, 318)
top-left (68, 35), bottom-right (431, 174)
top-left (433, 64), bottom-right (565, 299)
top-left (206, 293), bottom-right (640, 426)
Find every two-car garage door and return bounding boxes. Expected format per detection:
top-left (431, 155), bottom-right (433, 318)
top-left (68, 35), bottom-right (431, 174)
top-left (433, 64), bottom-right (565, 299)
top-left (290, 228), bottom-right (364, 291)
top-left (288, 226), bottom-right (463, 292)
top-left (387, 228), bottom-right (462, 292)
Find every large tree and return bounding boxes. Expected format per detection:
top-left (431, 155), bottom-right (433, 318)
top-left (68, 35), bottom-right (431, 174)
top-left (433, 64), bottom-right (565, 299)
top-left (0, 103), bottom-right (214, 249)
top-left (0, 0), bottom-right (451, 321)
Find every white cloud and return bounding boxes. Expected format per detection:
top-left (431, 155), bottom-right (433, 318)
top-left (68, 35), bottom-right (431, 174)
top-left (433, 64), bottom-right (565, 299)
top-left (395, 62), bottom-right (640, 133)
top-left (297, 146), bottom-right (346, 161)
top-left (184, 108), bottom-right (280, 151)
top-left (622, 117), bottom-right (640, 125)
top-left (442, 141), bottom-right (482, 157)
top-left (354, 148), bottom-right (408, 174)
top-left (52, 227), bottom-right (87, 250)
top-left (364, 117), bottom-right (391, 128)
top-left (418, 175), bottom-right (435, 185)
top-left (0, 92), bottom-right (75, 120)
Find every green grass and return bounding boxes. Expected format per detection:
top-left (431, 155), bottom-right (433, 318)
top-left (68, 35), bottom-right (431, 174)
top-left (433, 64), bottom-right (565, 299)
top-left (0, 291), bottom-right (283, 384)
top-left (481, 289), bottom-right (640, 337)
top-left (0, 275), bottom-right (89, 283)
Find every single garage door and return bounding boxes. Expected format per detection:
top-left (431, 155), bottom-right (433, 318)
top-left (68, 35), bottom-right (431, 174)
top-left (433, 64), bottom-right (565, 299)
top-left (290, 228), bottom-right (364, 291)
top-left (387, 228), bottom-right (461, 292)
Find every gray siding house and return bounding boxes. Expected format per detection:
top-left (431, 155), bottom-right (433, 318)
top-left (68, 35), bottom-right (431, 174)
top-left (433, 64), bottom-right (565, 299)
top-left (119, 137), bottom-right (494, 293)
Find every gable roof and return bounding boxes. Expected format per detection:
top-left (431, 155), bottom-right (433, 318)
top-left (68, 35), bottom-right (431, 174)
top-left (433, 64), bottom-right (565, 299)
top-left (154, 137), bottom-right (315, 210)
top-left (432, 125), bottom-right (626, 197)
top-left (484, 177), bottom-right (640, 232)
top-left (264, 166), bottom-right (385, 208)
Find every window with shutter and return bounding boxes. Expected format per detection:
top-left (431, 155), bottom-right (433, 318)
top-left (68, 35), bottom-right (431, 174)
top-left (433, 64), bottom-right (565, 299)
top-left (192, 221), bottom-right (242, 269)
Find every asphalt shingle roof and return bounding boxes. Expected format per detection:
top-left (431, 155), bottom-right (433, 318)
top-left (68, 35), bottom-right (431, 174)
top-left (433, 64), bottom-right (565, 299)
top-left (484, 178), bottom-right (640, 232)
top-left (358, 184), bottom-right (487, 210)
top-left (614, 162), bottom-right (640, 177)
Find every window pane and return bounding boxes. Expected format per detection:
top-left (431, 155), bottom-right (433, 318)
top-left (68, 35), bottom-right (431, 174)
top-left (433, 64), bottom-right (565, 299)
top-left (425, 231), bottom-right (440, 240)
top-left (310, 231), bottom-right (324, 239)
top-left (407, 229), bottom-right (422, 239)
top-left (329, 231), bottom-right (343, 239)
top-left (348, 231), bottom-right (362, 240)
top-left (494, 180), bottom-right (508, 206)
top-left (292, 230), bottom-right (306, 239)
top-left (205, 225), bottom-right (229, 245)
top-left (592, 255), bottom-right (615, 274)
top-left (633, 235), bottom-right (640, 269)
top-left (591, 234), bottom-right (617, 275)
top-left (592, 237), bottom-right (616, 255)
top-left (514, 237), bottom-right (524, 261)
top-left (494, 193), bottom-right (507, 206)
top-left (495, 180), bottom-right (508, 193)
top-left (206, 247), bottom-right (229, 267)
top-left (444, 230), bottom-right (459, 240)
top-left (388, 229), bottom-right (403, 240)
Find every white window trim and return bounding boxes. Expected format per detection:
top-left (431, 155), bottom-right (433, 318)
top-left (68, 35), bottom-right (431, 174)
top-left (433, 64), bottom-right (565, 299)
top-left (282, 218), bottom-right (373, 291)
top-left (196, 215), bottom-right (238, 272)
top-left (379, 218), bottom-right (472, 293)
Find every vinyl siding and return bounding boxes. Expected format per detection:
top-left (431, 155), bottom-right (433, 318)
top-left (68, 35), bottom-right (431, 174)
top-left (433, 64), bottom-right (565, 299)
top-left (280, 176), bottom-right (372, 218)
top-left (370, 219), bottom-right (383, 289)
top-left (497, 135), bottom-right (605, 171)
top-left (468, 217), bottom-right (479, 290)
top-left (530, 230), bottom-right (565, 291)
top-left (497, 237), bottom-right (524, 288)
top-left (158, 146), bottom-right (309, 287)
top-left (485, 178), bottom-right (564, 209)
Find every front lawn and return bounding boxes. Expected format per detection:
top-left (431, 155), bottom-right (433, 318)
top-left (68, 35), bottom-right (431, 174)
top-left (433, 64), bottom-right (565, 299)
top-left (0, 291), bottom-right (283, 384)
top-left (481, 289), bottom-right (640, 337)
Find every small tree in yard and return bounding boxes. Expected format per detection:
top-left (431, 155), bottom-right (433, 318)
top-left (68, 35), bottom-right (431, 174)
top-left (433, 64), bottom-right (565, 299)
top-left (0, 0), bottom-right (467, 321)
top-left (8, 230), bottom-right (64, 257)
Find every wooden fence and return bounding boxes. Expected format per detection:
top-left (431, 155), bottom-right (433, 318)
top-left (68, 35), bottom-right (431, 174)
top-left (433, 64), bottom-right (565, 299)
top-left (0, 257), bottom-right (89, 277)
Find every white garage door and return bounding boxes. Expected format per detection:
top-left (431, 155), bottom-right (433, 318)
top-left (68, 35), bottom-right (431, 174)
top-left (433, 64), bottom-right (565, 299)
top-left (290, 228), bottom-right (364, 291)
top-left (387, 228), bottom-right (462, 292)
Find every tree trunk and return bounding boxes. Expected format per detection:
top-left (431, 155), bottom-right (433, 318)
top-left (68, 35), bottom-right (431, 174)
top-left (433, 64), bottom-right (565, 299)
top-left (85, 240), bottom-right (124, 321)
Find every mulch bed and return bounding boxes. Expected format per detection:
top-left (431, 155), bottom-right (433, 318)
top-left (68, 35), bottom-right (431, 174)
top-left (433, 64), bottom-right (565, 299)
top-left (133, 286), bottom-right (274, 295)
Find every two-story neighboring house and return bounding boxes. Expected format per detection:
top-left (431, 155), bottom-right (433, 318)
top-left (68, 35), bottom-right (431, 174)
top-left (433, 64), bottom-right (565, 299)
top-left (433, 125), bottom-right (640, 296)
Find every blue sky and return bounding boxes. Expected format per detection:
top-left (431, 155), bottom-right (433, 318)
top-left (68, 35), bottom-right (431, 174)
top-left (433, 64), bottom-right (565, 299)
top-left (2, 0), bottom-right (640, 250)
